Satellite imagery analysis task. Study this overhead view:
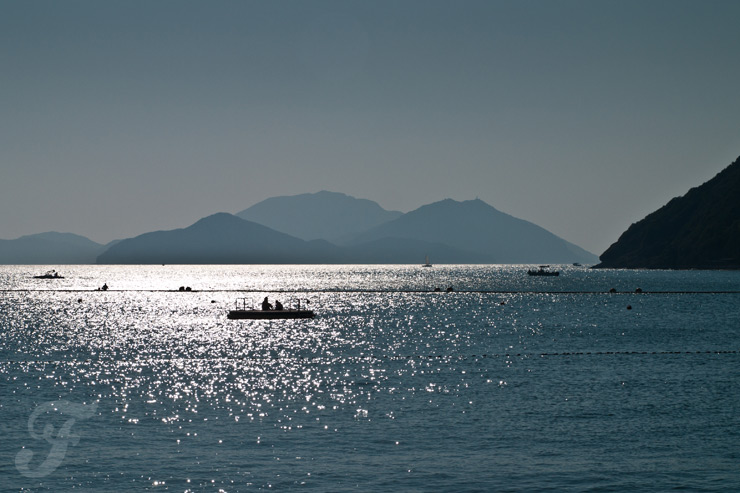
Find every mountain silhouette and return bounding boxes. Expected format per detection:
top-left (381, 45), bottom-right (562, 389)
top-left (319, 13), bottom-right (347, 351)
top-left (346, 198), bottom-right (598, 264)
top-left (236, 191), bottom-right (402, 242)
top-left (95, 211), bottom-right (494, 265)
top-left (97, 213), bottom-right (344, 264)
top-left (595, 156), bottom-right (740, 269)
top-left (0, 232), bottom-right (108, 264)
top-left (2, 195), bottom-right (597, 265)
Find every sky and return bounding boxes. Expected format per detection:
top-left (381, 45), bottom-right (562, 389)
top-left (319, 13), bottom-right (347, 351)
top-left (2, 0), bottom-right (739, 255)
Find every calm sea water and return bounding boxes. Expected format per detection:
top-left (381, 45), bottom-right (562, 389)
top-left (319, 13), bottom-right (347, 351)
top-left (1, 265), bottom-right (739, 491)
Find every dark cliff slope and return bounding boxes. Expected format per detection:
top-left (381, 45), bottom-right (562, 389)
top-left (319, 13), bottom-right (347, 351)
top-left (596, 155), bottom-right (740, 269)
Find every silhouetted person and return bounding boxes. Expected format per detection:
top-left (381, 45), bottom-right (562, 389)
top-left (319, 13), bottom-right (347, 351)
top-left (101, 283), bottom-right (108, 291)
top-left (262, 296), bottom-right (272, 311)
top-left (275, 300), bottom-right (283, 311)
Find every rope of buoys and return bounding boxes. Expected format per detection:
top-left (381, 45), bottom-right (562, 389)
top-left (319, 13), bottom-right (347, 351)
top-left (3, 288), bottom-right (740, 295)
top-left (2, 349), bottom-right (738, 366)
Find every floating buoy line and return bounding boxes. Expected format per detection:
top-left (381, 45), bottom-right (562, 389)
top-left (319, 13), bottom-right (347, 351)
top-left (2, 289), bottom-right (740, 295)
top-left (2, 349), bottom-right (739, 366)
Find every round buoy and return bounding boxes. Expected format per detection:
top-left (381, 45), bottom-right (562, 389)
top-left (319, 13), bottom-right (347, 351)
top-left (627, 305), bottom-right (632, 310)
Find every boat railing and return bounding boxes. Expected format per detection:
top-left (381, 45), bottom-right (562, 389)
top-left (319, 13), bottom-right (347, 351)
top-left (233, 297), bottom-right (311, 311)
top-left (294, 298), bottom-right (310, 311)
top-left (234, 298), bottom-right (253, 311)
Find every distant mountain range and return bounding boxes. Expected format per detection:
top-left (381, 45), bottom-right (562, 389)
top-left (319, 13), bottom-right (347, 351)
top-left (2, 192), bottom-right (598, 264)
top-left (595, 155), bottom-right (740, 269)
top-left (0, 232), bottom-right (112, 264)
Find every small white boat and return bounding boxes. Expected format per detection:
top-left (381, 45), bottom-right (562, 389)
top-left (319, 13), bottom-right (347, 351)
top-left (33, 270), bottom-right (64, 279)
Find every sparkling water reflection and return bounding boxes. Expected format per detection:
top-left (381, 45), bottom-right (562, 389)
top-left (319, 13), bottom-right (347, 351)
top-left (1, 265), bottom-right (739, 491)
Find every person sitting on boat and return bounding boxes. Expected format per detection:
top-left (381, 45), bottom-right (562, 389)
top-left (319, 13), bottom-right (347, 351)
top-left (275, 300), bottom-right (283, 311)
top-left (261, 296), bottom-right (273, 311)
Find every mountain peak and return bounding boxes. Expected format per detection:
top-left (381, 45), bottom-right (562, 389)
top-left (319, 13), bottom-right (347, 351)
top-left (192, 212), bottom-right (246, 227)
top-left (0, 231), bottom-right (105, 264)
top-left (349, 197), bottom-right (597, 264)
top-left (17, 231), bottom-right (102, 246)
top-left (97, 212), bottom-right (341, 264)
top-left (236, 191), bottom-right (402, 241)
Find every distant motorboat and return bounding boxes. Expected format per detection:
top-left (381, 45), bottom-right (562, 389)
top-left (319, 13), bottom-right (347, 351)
top-left (33, 270), bottom-right (64, 279)
top-left (423, 255), bottom-right (432, 267)
top-left (227, 298), bottom-right (314, 320)
top-left (527, 265), bottom-right (560, 276)
top-left (572, 262), bottom-right (582, 267)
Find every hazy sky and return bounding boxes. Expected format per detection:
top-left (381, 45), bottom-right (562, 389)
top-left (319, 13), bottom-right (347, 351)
top-left (2, 0), bottom-right (739, 255)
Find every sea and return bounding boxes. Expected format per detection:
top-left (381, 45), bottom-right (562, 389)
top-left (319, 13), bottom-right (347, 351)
top-left (1, 264), bottom-right (739, 492)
